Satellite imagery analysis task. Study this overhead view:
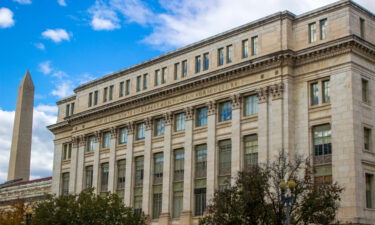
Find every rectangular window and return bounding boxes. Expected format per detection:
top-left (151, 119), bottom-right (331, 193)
top-left (322, 80), bottom-right (330, 103)
top-left (226, 45), bottom-right (233, 63)
top-left (182, 60), bottom-right (188, 77)
top-left (194, 144), bottom-right (207, 216)
top-left (136, 123), bottom-right (145, 140)
top-left (119, 81), bottom-right (124, 97)
top-left (143, 74), bottom-right (148, 90)
top-left (154, 118), bottom-right (165, 136)
top-left (103, 87), bottom-right (108, 102)
top-left (66, 104), bottom-right (70, 117)
top-left (87, 135), bottom-right (95, 152)
top-left (366, 173), bottom-right (374, 208)
top-left (175, 113), bottom-right (186, 131)
top-left (251, 36), bottom-right (258, 56)
top-left (195, 56), bottom-right (201, 73)
top-left (174, 149), bottom-right (184, 182)
top-left (219, 101), bottom-right (232, 122)
top-left (364, 127), bottom-right (372, 151)
top-left (135, 156), bottom-right (144, 187)
top-left (242, 39), bottom-right (249, 58)
top-left (194, 188), bottom-right (206, 216)
top-left (195, 144), bottom-right (207, 178)
top-left (360, 18), bottom-right (365, 38)
top-left (62, 143), bottom-right (72, 160)
top-left (320, 19), bottom-right (328, 40)
top-left (134, 189), bottom-right (143, 214)
top-left (70, 103), bottom-right (74, 115)
top-left (153, 153), bottom-right (164, 184)
top-left (100, 163), bottom-right (109, 193)
top-left (119, 127), bottom-right (128, 144)
top-left (85, 166), bottom-right (94, 189)
top-left (244, 95), bottom-right (258, 116)
top-left (152, 190), bottom-right (162, 219)
top-left (109, 85), bottom-right (114, 100)
top-left (309, 23), bottom-right (317, 43)
top-left (162, 67), bottom-right (167, 84)
top-left (172, 182), bottom-right (183, 218)
top-left (311, 82), bottom-right (319, 106)
top-left (174, 63), bottom-right (180, 80)
top-left (94, 91), bottom-right (98, 105)
top-left (61, 172), bottom-right (70, 195)
top-left (362, 79), bottom-right (369, 103)
top-left (218, 140), bottom-right (231, 190)
top-left (218, 48), bottom-right (224, 66)
top-left (155, 70), bottom-right (160, 86)
top-left (136, 76), bottom-right (141, 92)
top-left (125, 79), bottom-right (131, 95)
top-left (88, 92), bottom-right (93, 107)
top-left (116, 159), bottom-right (126, 198)
top-left (196, 107), bottom-right (208, 127)
top-left (203, 53), bottom-right (209, 70)
top-left (244, 134), bottom-right (258, 170)
top-left (172, 149), bottom-right (184, 217)
top-left (313, 124), bottom-right (332, 156)
top-left (102, 131), bottom-right (111, 148)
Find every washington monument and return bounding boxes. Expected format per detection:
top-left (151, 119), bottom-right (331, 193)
top-left (7, 71), bottom-right (34, 182)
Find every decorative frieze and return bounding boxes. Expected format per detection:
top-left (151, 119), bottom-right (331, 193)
top-left (185, 107), bottom-right (194, 121)
top-left (207, 101), bottom-right (216, 116)
top-left (231, 94), bottom-right (241, 110)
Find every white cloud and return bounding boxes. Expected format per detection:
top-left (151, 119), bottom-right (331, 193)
top-left (0, 106), bottom-right (57, 184)
top-left (110, 0), bottom-right (152, 25)
top-left (42, 29), bottom-right (71, 43)
top-left (57, 0), bottom-right (67, 6)
top-left (89, 0), bottom-right (120, 31)
top-left (39, 61), bottom-right (52, 75)
top-left (34, 43), bottom-right (45, 50)
top-left (51, 80), bottom-right (74, 98)
top-left (12, 0), bottom-right (32, 4)
top-left (0, 8), bottom-right (15, 29)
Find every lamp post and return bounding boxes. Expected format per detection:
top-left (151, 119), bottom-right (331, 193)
top-left (279, 180), bottom-right (296, 225)
top-left (25, 208), bottom-right (33, 225)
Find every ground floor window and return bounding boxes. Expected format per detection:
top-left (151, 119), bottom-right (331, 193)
top-left (194, 188), bottom-right (206, 216)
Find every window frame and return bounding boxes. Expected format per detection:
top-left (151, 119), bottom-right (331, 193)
top-left (226, 45), bottom-right (233, 63)
top-left (218, 48), bottom-right (224, 66)
top-left (309, 22), bottom-right (317, 43)
top-left (319, 18), bottom-right (328, 40)
top-left (195, 55), bottom-right (201, 73)
top-left (196, 107), bottom-right (208, 127)
top-left (251, 36), bottom-right (258, 56)
top-left (219, 101), bottom-right (232, 122)
top-left (203, 53), bottom-right (209, 71)
top-left (244, 94), bottom-right (258, 116)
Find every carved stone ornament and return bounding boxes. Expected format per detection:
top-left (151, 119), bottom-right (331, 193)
top-left (256, 87), bottom-right (269, 104)
top-left (94, 131), bottom-right (101, 143)
top-left (231, 94), bottom-right (241, 110)
top-left (110, 127), bottom-right (118, 138)
top-left (71, 136), bottom-right (79, 148)
top-left (206, 100), bottom-right (216, 115)
top-left (79, 135), bottom-right (86, 147)
top-left (269, 83), bottom-right (284, 100)
top-left (145, 117), bottom-right (153, 130)
top-left (127, 122), bottom-right (135, 134)
top-left (164, 112), bottom-right (173, 125)
top-left (185, 107), bottom-right (194, 121)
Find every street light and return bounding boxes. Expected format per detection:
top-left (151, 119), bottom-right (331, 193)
top-left (25, 208), bottom-right (33, 225)
top-left (279, 179), bottom-right (296, 225)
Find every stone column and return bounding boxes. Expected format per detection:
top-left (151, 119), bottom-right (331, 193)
top-left (124, 123), bottom-right (135, 206)
top-left (257, 87), bottom-right (269, 164)
top-left (108, 127), bottom-right (117, 193)
top-left (92, 131), bottom-right (101, 194)
top-left (231, 94), bottom-right (241, 184)
top-left (75, 135), bottom-right (86, 193)
top-left (142, 118), bottom-right (153, 216)
top-left (181, 107), bottom-right (194, 225)
top-left (206, 101), bottom-right (217, 202)
top-left (159, 112), bottom-right (173, 224)
top-left (69, 137), bottom-right (79, 194)
top-left (51, 141), bottom-right (63, 195)
top-left (269, 83), bottom-right (285, 161)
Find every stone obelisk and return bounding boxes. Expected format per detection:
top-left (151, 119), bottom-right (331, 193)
top-left (7, 71), bottom-right (34, 182)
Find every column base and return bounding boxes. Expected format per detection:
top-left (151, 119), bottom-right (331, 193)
top-left (180, 211), bottom-right (193, 225)
top-left (158, 213), bottom-right (170, 225)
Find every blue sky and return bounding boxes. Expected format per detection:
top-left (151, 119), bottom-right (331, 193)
top-left (0, 0), bottom-right (374, 183)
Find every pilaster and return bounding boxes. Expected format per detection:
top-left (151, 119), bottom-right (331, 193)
top-left (142, 117), bottom-right (153, 216)
top-left (92, 131), bottom-right (101, 194)
top-left (207, 101), bottom-right (217, 202)
top-left (257, 87), bottom-right (269, 164)
top-left (231, 94), bottom-right (241, 184)
top-left (69, 137), bottom-right (79, 194)
top-left (124, 122), bottom-right (134, 206)
top-left (75, 135), bottom-right (86, 193)
top-left (269, 83), bottom-right (284, 161)
top-left (51, 142), bottom-right (63, 195)
top-left (108, 127), bottom-right (117, 193)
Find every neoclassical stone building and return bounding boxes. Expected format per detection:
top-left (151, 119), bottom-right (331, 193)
top-left (48, 1), bottom-right (375, 224)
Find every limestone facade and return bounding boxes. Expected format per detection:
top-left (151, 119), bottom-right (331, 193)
top-left (48, 1), bottom-right (375, 224)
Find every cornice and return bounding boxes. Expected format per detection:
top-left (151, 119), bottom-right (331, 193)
top-left (48, 35), bottom-right (375, 133)
top-left (56, 95), bottom-right (76, 105)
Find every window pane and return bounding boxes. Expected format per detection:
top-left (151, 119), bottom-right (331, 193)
top-left (203, 53), bottom-right (209, 70)
top-left (242, 39), bottom-right (249, 58)
top-left (100, 163), bottom-right (109, 192)
top-left (364, 127), bottom-right (371, 151)
top-left (320, 19), bottom-right (328, 40)
top-left (219, 101), bottom-right (232, 122)
top-left (85, 166), bottom-right (93, 188)
top-left (175, 113), bottom-right (186, 131)
top-left (119, 82), bottom-right (124, 97)
top-left (309, 23), bottom-right (317, 43)
top-left (195, 56), bottom-right (201, 73)
top-left (87, 136), bottom-right (95, 151)
top-left (117, 160), bottom-right (126, 190)
top-left (102, 132), bottom-right (111, 148)
top-left (174, 63), bottom-right (180, 80)
top-left (125, 79), bottom-right (130, 95)
top-left (154, 118), bottom-right (165, 136)
top-left (196, 107), bottom-right (208, 127)
top-left (311, 83), bottom-right (319, 105)
top-left (244, 134), bottom-right (258, 169)
top-left (251, 36), bottom-right (258, 55)
top-left (313, 124), bottom-right (332, 164)
top-left (245, 95), bottom-right (258, 116)
top-left (135, 157), bottom-right (144, 187)
top-left (162, 67), bottom-right (167, 84)
top-left (136, 76), bottom-right (141, 92)
top-left (218, 48), bottom-right (224, 66)
top-left (137, 123), bottom-right (145, 140)
top-left (153, 153), bottom-right (164, 184)
top-left (194, 188), bottom-right (206, 216)
top-left (322, 80), bottom-right (330, 103)
top-left (182, 60), bottom-right (188, 77)
top-left (174, 149), bottom-right (184, 181)
top-left (195, 145), bottom-right (207, 178)
top-left (366, 174), bottom-right (373, 208)
top-left (62, 172), bottom-right (70, 195)
top-left (143, 74), bottom-right (148, 90)
top-left (362, 79), bottom-right (369, 103)
top-left (119, 128), bottom-right (128, 144)
top-left (226, 45), bottom-right (233, 63)
top-left (155, 70), bottom-right (160, 86)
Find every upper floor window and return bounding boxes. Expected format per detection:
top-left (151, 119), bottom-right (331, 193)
top-left (313, 124), bottom-right (331, 157)
top-left (182, 60), bottom-right (188, 77)
top-left (196, 107), bottom-right (208, 127)
top-left (162, 67), bottom-right (167, 84)
top-left (85, 166), bottom-right (93, 189)
top-left (88, 93), bottom-right (93, 107)
top-left (195, 56), bottom-right (201, 73)
top-left (125, 79), bottom-right (131, 95)
top-left (362, 78), bottom-right (369, 103)
top-left (103, 87), bottom-right (108, 102)
top-left (136, 76), bottom-right (142, 92)
top-left (117, 159), bottom-right (126, 191)
top-left (119, 81), bottom-right (124, 97)
top-left (309, 22), bottom-right (317, 43)
top-left (154, 117), bottom-right (165, 136)
top-left (251, 36), bottom-right (258, 56)
top-left (62, 143), bottom-right (72, 160)
top-left (242, 39), bottom-right (249, 58)
top-left (137, 123), bottom-right (145, 140)
top-left (226, 45), bottom-right (233, 63)
top-left (173, 149), bottom-right (184, 182)
top-left (143, 74), bottom-right (148, 90)
top-left (94, 91), bottom-right (98, 105)
top-left (364, 127), bottom-right (372, 151)
top-left (322, 80), bottom-right (330, 103)
top-left (65, 102), bottom-right (74, 116)
top-left (109, 85), bottom-right (114, 101)
top-left (135, 156), bottom-right (144, 187)
top-left (244, 134), bottom-right (258, 169)
top-left (310, 82), bottom-right (319, 106)
top-left (155, 70), bottom-right (160, 86)
top-left (174, 63), bottom-right (180, 80)
top-left (360, 18), bottom-right (365, 39)
top-left (218, 139), bottom-right (231, 190)
top-left (119, 127), bottom-right (128, 144)
top-left (320, 19), bottom-right (328, 40)
top-left (219, 101), bottom-right (232, 122)
top-left (102, 131), bottom-right (111, 148)
top-left (195, 144), bottom-right (207, 178)
top-left (203, 53), bottom-right (209, 71)
top-left (87, 135), bottom-right (95, 152)
top-left (153, 153), bottom-right (164, 184)
top-left (175, 113), bottom-right (186, 131)
top-left (218, 48), bottom-right (224, 66)
top-left (100, 163), bottom-right (109, 193)
top-left (244, 95), bottom-right (258, 116)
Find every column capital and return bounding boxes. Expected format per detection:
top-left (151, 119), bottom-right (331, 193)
top-left (110, 127), bottom-right (118, 139)
top-left (231, 93), bottom-right (241, 110)
top-left (185, 107), bottom-right (194, 121)
top-left (78, 135), bottom-right (86, 147)
top-left (256, 86), bottom-right (269, 104)
top-left (72, 136), bottom-right (79, 148)
top-left (94, 131), bottom-right (101, 143)
top-left (127, 122), bottom-right (135, 134)
top-left (145, 117), bottom-right (153, 130)
top-left (206, 100), bottom-right (216, 116)
top-left (269, 83), bottom-right (284, 100)
top-left (164, 112), bottom-right (173, 125)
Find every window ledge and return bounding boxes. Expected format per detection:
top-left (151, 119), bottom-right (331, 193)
top-left (362, 102), bottom-right (372, 109)
top-left (309, 103), bottom-right (331, 112)
top-left (242, 114), bottom-right (258, 121)
top-left (194, 126), bottom-right (207, 132)
top-left (363, 150), bottom-right (375, 155)
top-left (173, 131), bottom-right (185, 138)
top-left (217, 120), bottom-right (231, 128)
top-left (365, 208), bottom-right (375, 212)
top-left (85, 151), bottom-right (94, 157)
top-left (134, 140), bottom-right (145, 146)
top-left (153, 136), bottom-right (164, 142)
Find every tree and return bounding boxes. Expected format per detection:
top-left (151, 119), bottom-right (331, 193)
top-left (199, 152), bottom-right (343, 225)
top-left (0, 199), bottom-right (30, 225)
top-left (31, 189), bottom-right (147, 225)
